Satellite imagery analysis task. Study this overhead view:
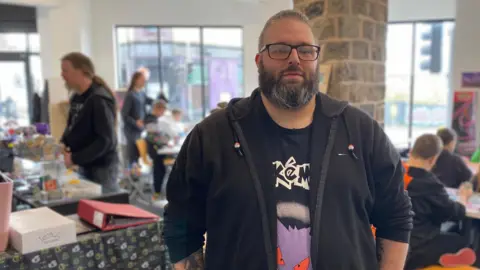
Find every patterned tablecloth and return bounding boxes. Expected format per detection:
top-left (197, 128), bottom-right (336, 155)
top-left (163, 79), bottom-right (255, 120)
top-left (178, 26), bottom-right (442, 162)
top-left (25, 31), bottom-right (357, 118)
top-left (0, 221), bottom-right (171, 270)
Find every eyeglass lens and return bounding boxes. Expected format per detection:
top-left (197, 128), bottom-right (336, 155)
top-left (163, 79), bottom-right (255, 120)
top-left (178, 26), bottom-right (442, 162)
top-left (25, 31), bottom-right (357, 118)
top-left (268, 44), bottom-right (319, 60)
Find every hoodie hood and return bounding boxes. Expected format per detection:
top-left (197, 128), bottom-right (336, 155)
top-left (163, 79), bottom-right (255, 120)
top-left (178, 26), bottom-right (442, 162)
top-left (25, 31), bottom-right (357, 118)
top-left (227, 88), bottom-right (348, 121)
top-left (91, 83), bottom-right (115, 104)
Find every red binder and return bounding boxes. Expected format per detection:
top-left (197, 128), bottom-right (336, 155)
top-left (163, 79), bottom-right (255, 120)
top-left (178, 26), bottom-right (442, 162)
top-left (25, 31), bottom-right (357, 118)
top-left (77, 199), bottom-right (159, 231)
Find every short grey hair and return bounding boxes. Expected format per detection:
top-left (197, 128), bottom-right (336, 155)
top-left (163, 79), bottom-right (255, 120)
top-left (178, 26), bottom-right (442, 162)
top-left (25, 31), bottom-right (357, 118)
top-left (152, 99), bottom-right (167, 110)
top-left (258, 9), bottom-right (311, 52)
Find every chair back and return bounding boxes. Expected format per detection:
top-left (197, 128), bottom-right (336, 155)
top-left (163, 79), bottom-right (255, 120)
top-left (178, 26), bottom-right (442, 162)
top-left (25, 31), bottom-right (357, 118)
top-left (136, 139), bottom-right (152, 166)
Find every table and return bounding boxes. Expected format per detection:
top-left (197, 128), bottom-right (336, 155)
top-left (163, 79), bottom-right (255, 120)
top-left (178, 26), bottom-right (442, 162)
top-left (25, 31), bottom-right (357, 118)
top-left (157, 145), bottom-right (181, 156)
top-left (0, 221), bottom-right (171, 270)
top-left (13, 190), bottom-right (130, 216)
top-left (445, 187), bottom-right (480, 219)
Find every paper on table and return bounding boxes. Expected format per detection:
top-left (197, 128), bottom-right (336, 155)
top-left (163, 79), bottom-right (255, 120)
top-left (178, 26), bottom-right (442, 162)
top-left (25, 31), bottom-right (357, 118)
top-left (0, 181), bottom-right (13, 252)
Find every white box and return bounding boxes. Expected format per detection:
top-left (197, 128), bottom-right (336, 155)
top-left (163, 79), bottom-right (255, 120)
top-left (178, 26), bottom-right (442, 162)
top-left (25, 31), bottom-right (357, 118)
top-left (9, 207), bottom-right (77, 254)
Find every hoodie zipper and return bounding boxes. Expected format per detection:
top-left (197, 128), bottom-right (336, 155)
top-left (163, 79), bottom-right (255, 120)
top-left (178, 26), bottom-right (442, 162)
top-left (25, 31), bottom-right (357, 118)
top-left (230, 119), bottom-right (276, 270)
top-left (311, 116), bottom-right (339, 268)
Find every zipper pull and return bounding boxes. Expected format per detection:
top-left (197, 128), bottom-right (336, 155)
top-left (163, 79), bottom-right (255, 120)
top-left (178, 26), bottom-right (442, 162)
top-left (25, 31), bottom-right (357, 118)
top-left (234, 142), bottom-right (244, 157)
top-left (348, 144), bottom-right (359, 160)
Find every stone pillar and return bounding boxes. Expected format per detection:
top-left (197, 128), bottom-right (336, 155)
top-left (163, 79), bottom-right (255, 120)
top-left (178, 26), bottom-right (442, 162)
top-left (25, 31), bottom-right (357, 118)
top-left (294, 0), bottom-right (387, 124)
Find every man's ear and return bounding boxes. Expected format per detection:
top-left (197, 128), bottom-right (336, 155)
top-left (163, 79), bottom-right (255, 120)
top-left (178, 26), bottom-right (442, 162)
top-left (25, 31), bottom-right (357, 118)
top-left (255, 54), bottom-right (261, 69)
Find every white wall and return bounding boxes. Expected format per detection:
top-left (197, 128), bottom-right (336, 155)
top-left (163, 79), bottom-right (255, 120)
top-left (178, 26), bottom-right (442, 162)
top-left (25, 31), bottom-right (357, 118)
top-left (389, 0), bottom-right (455, 22)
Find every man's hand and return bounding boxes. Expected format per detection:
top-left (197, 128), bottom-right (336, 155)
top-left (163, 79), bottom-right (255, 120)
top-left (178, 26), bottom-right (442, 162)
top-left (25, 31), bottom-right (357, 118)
top-left (64, 151), bottom-right (74, 168)
top-left (136, 119), bottom-right (144, 129)
top-left (376, 237), bottom-right (408, 270)
top-left (173, 249), bottom-right (204, 270)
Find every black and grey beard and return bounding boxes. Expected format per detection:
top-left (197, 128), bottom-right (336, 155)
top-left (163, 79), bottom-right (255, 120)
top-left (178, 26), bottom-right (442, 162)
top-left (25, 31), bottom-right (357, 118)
top-left (258, 62), bottom-right (319, 110)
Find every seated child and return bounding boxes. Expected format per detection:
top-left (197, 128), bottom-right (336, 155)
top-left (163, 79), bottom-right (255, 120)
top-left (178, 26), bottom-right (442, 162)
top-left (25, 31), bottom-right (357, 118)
top-left (171, 109), bottom-right (186, 136)
top-left (405, 134), bottom-right (476, 269)
top-left (432, 128), bottom-right (473, 188)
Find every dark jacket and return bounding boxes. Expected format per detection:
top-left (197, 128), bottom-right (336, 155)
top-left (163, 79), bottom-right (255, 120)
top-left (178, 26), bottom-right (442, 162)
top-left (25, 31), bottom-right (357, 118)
top-left (164, 89), bottom-right (413, 270)
top-left (432, 149), bottom-right (473, 188)
top-left (121, 90), bottom-right (152, 141)
top-left (61, 83), bottom-right (117, 167)
top-left (407, 166), bottom-right (466, 250)
top-left (144, 113), bottom-right (158, 126)
top-left (32, 92), bottom-right (41, 123)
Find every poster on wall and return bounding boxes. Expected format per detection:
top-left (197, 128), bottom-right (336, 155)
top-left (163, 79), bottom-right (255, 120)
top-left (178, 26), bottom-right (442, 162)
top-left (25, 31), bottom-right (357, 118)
top-left (452, 91), bottom-right (477, 156)
top-left (461, 72), bottom-right (480, 88)
top-left (319, 64), bottom-right (332, 94)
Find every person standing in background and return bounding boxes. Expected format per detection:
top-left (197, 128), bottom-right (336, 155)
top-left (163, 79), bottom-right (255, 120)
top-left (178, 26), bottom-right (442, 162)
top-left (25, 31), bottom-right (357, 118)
top-left (121, 71), bottom-right (153, 166)
top-left (60, 52), bottom-right (119, 193)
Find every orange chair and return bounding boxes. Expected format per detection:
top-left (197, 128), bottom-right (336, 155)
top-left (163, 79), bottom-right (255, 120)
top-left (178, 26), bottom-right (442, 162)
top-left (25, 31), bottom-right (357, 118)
top-left (403, 162), bottom-right (413, 189)
top-left (136, 139), bottom-right (152, 166)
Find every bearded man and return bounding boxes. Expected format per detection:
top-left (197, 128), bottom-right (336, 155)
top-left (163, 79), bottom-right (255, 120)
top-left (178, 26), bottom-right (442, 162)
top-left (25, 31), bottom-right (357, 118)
top-left (164, 9), bottom-right (413, 270)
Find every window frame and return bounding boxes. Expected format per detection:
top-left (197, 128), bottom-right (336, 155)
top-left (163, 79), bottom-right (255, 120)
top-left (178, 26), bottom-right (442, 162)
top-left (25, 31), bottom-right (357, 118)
top-left (114, 25), bottom-right (245, 119)
top-left (387, 19), bottom-right (455, 148)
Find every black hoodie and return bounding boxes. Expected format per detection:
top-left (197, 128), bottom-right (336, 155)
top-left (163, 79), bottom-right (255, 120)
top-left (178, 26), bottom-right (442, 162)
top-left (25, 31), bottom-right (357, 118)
top-left (61, 82), bottom-right (117, 167)
top-left (407, 166), bottom-right (466, 251)
top-left (164, 89), bottom-right (413, 270)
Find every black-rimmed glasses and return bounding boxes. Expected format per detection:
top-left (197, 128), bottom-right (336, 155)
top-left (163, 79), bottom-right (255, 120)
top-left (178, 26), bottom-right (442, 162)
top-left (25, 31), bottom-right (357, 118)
top-left (260, 43), bottom-right (320, 61)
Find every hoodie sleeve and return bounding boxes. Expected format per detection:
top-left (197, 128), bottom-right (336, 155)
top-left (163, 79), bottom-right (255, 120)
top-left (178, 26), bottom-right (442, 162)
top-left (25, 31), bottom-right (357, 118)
top-left (164, 125), bottom-right (208, 263)
top-left (370, 121), bottom-right (413, 243)
top-left (71, 97), bottom-right (116, 166)
top-left (427, 182), bottom-right (466, 222)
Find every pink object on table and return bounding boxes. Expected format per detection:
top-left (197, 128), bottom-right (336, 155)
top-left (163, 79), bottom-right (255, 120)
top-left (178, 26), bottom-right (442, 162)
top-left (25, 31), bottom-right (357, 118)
top-left (0, 181), bottom-right (12, 252)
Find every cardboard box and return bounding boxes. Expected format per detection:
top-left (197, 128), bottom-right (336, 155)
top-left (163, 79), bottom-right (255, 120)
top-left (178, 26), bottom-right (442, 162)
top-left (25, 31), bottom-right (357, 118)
top-left (9, 207), bottom-right (76, 254)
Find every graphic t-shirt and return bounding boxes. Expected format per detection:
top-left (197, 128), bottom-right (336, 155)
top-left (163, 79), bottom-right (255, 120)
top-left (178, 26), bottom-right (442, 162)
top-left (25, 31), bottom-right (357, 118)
top-left (67, 86), bottom-right (93, 131)
top-left (273, 125), bottom-right (313, 270)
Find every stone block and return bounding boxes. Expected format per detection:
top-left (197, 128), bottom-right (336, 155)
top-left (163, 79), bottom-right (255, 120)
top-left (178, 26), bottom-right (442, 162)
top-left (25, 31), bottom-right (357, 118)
top-left (338, 16), bottom-right (360, 38)
top-left (293, 0), bottom-right (311, 7)
top-left (362, 20), bottom-right (375, 41)
top-left (375, 23), bottom-right (386, 42)
top-left (351, 0), bottom-right (368, 16)
top-left (352, 41), bottom-right (369, 60)
top-left (370, 84), bottom-right (386, 102)
top-left (373, 64), bottom-right (385, 83)
top-left (332, 61), bottom-right (360, 82)
top-left (304, 1), bottom-right (325, 19)
top-left (369, 3), bottom-right (387, 22)
top-left (323, 41), bottom-right (350, 61)
top-left (312, 17), bottom-right (336, 40)
top-left (327, 0), bottom-right (350, 15)
top-left (348, 84), bottom-right (369, 103)
top-left (349, 84), bottom-right (385, 103)
top-left (371, 42), bottom-right (384, 61)
top-left (328, 82), bottom-right (350, 101)
top-left (362, 63), bottom-right (374, 82)
top-left (374, 101), bottom-right (385, 122)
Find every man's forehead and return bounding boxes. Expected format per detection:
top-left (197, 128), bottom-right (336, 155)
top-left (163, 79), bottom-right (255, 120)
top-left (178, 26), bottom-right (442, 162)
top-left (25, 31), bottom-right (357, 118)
top-left (263, 18), bottom-right (315, 45)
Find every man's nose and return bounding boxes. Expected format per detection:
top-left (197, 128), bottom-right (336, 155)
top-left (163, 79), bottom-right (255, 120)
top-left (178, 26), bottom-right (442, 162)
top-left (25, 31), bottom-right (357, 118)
top-left (287, 48), bottom-right (301, 66)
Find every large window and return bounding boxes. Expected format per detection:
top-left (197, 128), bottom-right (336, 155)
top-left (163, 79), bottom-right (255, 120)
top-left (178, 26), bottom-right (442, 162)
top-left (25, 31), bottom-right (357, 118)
top-left (0, 32), bottom-right (42, 126)
top-left (385, 21), bottom-right (454, 148)
top-left (115, 26), bottom-right (244, 124)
